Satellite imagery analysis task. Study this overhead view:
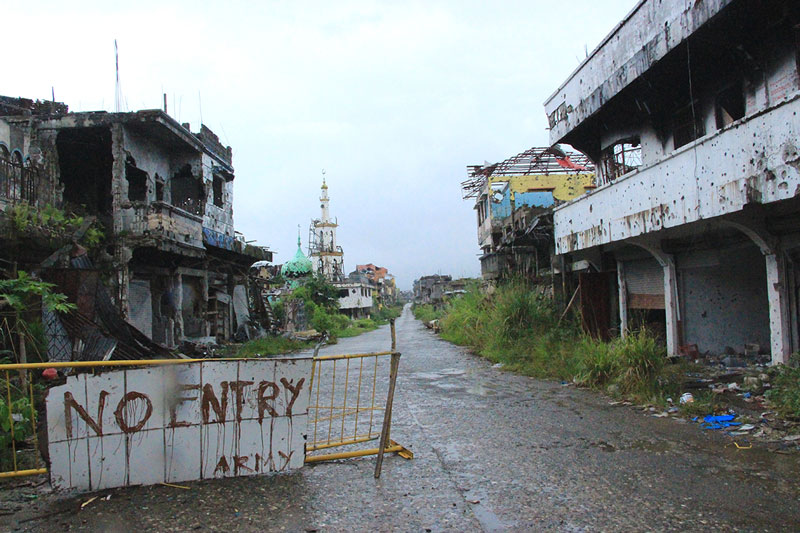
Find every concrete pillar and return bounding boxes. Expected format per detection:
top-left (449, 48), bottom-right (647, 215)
top-left (110, 124), bottom-right (125, 235)
top-left (719, 219), bottom-right (792, 365)
top-left (174, 272), bottom-right (184, 342)
top-left (616, 260), bottom-right (628, 338)
top-left (662, 256), bottom-right (679, 357)
top-left (765, 253), bottom-right (791, 365)
top-left (630, 241), bottom-right (680, 356)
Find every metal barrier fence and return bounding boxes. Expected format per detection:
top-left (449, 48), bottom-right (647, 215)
top-left (1, 321), bottom-right (412, 481)
top-left (305, 319), bottom-right (412, 477)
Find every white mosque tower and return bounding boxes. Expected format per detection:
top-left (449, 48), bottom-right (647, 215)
top-left (309, 173), bottom-right (344, 282)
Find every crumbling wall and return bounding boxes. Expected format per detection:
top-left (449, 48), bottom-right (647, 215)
top-left (554, 98), bottom-right (800, 255)
top-left (128, 278), bottom-right (153, 338)
top-left (181, 276), bottom-right (205, 338)
top-left (678, 244), bottom-right (770, 355)
top-left (120, 127), bottom-right (174, 204)
top-left (201, 153), bottom-right (234, 237)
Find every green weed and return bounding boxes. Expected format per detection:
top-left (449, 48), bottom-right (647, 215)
top-left (766, 364), bottom-right (800, 419)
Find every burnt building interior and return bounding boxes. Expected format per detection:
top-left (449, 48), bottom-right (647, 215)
top-left (0, 97), bottom-right (272, 359)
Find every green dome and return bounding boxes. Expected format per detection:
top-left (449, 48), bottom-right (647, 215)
top-left (281, 234), bottom-right (312, 278)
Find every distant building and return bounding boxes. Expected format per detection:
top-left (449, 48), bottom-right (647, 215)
top-left (413, 275), bottom-right (452, 305)
top-left (463, 146), bottom-right (594, 281)
top-left (336, 271), bottom-right (374, 319)
top-left (356, 263), bottom-right (397, 306)
top-left (281, 232), bottom-right (313, 288)
top-left (308, 178), bottom-right (344, 282)
top-left (544, 0), bottom-right (800, 362)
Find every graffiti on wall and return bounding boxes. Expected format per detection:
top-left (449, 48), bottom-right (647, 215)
top-left (46, 358), bottom-right (311, 491)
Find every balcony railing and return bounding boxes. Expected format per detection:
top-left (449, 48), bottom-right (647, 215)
top-left (122, 201), bottom-right (204, 251)
top-left (0, 155), bottom-right (38, 204)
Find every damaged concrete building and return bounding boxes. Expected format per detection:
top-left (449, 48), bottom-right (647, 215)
top-left (462, 146), bottom-right (595, 281)
top-left (0, 96), bottom-right (270, 352)
top-left (544, 0), bottom-right (800, 363)
top-left (413, 275), bottom-right (452, 306)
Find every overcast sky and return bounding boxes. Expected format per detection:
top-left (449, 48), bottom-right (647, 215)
top-left (5, 0), bottom-right (635, 290)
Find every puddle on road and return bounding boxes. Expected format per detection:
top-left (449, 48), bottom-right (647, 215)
top-left (438, 368), bottom-right (467, 376)
top-left (630, 439), bottom-right (672, 453)
top-left (588, 439), bottom-right (674, 453)
top-left (464, 490), bottom-right (513, 532)
top-left (466, 382), bottom-right (496, 396)
top-left (413, 372), bottom-right (445, 380)
top-left (590, 440), bottom-right (617, 452)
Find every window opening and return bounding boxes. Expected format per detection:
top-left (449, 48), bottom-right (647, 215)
top-left (715, 85), bottom-right (745, 129)
top-left (155, 174), bottom-right (165, 202)
top-left (125, 155), bottom-right (148, 202)
top-left (170, 164), bottom-right (204, 215)
top-left (212, 174), bottom-right (224, 207)
top-left (600, 139), bottom-right (642, 183)
top-left (673, 103), bottom-right (705, 149)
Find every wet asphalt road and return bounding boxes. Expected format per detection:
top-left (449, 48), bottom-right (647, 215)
top-left (4, 304), bottom-right (800, 532)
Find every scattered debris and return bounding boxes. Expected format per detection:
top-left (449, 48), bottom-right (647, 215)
top-left (80, 496), bottom-right (98, 509)
top-left (160, 482), bottom-right (191, 490)
top-left (700, 414), bottom-right (741, 430)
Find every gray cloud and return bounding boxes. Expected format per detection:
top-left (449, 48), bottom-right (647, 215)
top-left (4, 0), bottom-right (636, 289)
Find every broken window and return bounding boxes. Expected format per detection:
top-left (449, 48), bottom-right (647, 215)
top-left (600, 139), bottom-right (642, 183)
top-left (125, 155), bottom-right (148, 202)
top-left (715, 84), bottom-right (745, 129)
top-left (57, 127), bottom-right (113, 216)
top-left (672, 103), bottom-right (705, 150)
top-left (338, 288), bottom-right (349, 298)
top-left (170, 164), bottom-right (204, 215)
top-left (212, 174), bottom-right (224, 208)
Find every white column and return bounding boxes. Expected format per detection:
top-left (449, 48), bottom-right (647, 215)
top-left (662, 256), bottom-right (679, 357)
top-left (617, 260), bottom-right (628, 338)
top-left (766, 253), bottom-right (791, 365)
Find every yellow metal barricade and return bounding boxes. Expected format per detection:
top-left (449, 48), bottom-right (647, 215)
top-left (0, 320), bottom-right (413, 481)
top-left (305, 319), bottom-right (412, 477)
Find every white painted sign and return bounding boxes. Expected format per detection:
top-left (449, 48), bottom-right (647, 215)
top-left (46, 358), bottom-right (311, 491)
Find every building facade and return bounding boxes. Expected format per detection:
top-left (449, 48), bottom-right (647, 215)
top-left (463, 146), bottom-right (595, 280)
top-left (0, 97), bottom-right (270, 352)
top-left (544, 0), bottom-right (800, 363)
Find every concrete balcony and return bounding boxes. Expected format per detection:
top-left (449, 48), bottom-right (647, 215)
top-left (554, 97), bottom-right (800, 255)
top-left (120, 201), bottom-right (204, 255)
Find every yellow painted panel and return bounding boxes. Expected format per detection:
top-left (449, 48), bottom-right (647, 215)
top-left (492, 173), bottom-right (595, 202)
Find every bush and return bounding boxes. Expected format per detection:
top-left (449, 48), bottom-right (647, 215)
top-left (374, 304), bottom-right (402, 324)
top-left (310, 305), bottom-right (350, 334)
top-left (0, 393), bottom-right (34, 470)
top-left (423, 278), bottom-right (668, 402)
top-left (412, 304), bottom-right (443, 323)
top-left (575, 329), bottom-right (666, 399)
top-left (767, 364), bottom-right (800, 419)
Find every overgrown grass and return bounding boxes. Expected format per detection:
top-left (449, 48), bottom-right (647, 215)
top-left (766, 364), bottom-right (800, 419)
top-left (374, 304), bottom-right (402, 324)
top-left (338, 318), bottom-right (380, 338)
top-left (431, 279), bottom-right (671, 403)
top-left (412, 304), bottom-right (444, 323)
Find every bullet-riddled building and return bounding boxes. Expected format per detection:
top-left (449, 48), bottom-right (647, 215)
top-left (545, 0), bottom-right (800, 363)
